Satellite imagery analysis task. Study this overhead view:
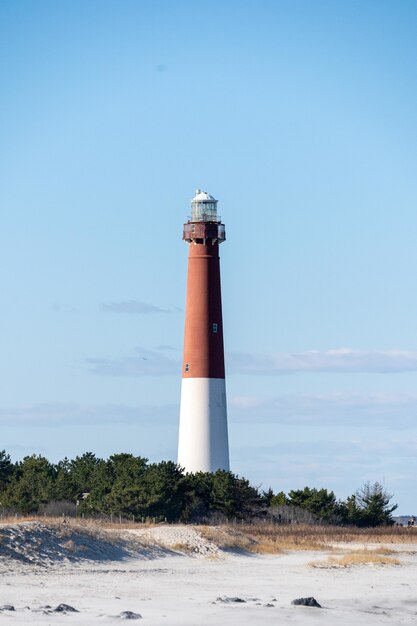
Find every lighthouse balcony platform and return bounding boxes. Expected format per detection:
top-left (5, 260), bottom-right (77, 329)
top-left (183, 221), bottom-right (226, 243)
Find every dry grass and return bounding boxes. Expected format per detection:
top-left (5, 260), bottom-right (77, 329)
top-left (200, 523), bottom-right (417, 555)
top-left (200, 525), bottom-right (327, 554)
top-left (169, 542), bottom-right (196, 554)
top-left (1, 517), bottom-right (417, 553)
top-left (309, 548), bottom-right (401, 568)
top-left (368, 546), bottom-right (398, 555)
top-left (0, 516), bottom-right (153, 531)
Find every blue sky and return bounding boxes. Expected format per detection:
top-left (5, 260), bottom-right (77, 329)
top-left (1, 0), bottom-right (417, 513)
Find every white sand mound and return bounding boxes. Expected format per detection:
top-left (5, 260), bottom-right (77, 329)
top-left (0, 522), bottom-right (218, 566)
top-left (0, 522), bottom-right (130, 565)
top-left (124, 525), bottom-right (219, 557)
top-left (0, 521), bottom-right (173, 566)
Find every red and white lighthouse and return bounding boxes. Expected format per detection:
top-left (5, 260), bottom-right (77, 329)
top-left (178, 190), bottom-right (230, 473)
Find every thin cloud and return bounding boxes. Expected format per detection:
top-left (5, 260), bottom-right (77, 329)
top-left (87, 347), bottom-right (180, 377)
top-left (86, 346), bottom-right (417, 378)
top-left (0, 402), bottom-right (177, 426)
top-left (229, 391), bottom-right (417, 428)
top-left (100, 300), bottom-right (171, 314)
top-left (227, 348), bottom-right (417, 375)
top-left (232, 438), bottom-right (412, 500)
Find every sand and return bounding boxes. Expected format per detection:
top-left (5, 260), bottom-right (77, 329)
top-left (1, 522), bottom-right (417, 625)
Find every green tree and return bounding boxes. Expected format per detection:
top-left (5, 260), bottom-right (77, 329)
top-left (210, 471), bottom-right (261, 519)
top-left (287, 487), bottom-right (340, 521)
top-left (182, 472), bottom-right (214, 521)
top-left (107, 453), bottom-right (148, 486)
top-left (3, 455), bottom-right (55, 513)
top-left (141, 461), bottom-right (186, 520)
top-left (354, 482), bottom-right (397, 526)
top-left (52, 457), bottom-right (76, 502)
top-left (269, 490), bottom-right (287, 507)
top-left (103, 460), bottom-right (185, 520)
top-left (338, 494), bottom-right (363, 526)
top-left (98, 454), bottom-right (149, 517)
top-left (0, 450), bottom-right (13, 492)
top-left (70, 452), bottom-right (105, 495)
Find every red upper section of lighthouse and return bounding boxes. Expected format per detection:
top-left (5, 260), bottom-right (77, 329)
top-left (181, 189), bottom-right (226, 380)
top-left (182, 242), bottom-right (225, 379)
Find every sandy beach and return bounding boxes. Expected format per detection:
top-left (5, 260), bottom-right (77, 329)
top-left (1, 522), bottom-right (417, 625)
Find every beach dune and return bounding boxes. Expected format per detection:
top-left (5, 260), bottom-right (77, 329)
top-left (0, 521), bottom-right (416, 625)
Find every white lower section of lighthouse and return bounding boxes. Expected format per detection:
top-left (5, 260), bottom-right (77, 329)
top-left (178, 378), bottom-right (230, 473)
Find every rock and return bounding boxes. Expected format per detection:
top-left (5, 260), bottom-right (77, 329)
top-left (291, 597), bottom-right (322, 608)
top-left (119, 611), bottom-right (142, 619)
top-left (54, 604), bottom-right (79, 613)
top-left (264, 603), bottom-right (274, 607)
top-left (216, 596), bottom-right (246, 603)
top-left (0, 605), bottom-right (15, 611)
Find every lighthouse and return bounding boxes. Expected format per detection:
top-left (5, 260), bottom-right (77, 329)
top-left (178, 189), bottom-right (230, 473)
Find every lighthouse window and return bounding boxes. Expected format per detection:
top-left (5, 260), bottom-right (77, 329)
top-left (212, 323), bottom-right (218, 333)
top-left (185, 363), bottom-right (189, 372)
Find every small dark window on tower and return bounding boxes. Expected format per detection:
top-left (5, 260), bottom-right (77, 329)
top-left (185, 363), bottom-right (189, 372)
top-left (212, 323), bottom-right (218, 333)
top-left (191, 224), bottom-right (196, 234)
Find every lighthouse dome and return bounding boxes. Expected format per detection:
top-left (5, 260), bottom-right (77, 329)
top-left (192, 189), bottom-right (217, 203)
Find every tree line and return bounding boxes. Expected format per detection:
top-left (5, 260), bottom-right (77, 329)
top-left (0, 450), bottom-right (397, 526)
